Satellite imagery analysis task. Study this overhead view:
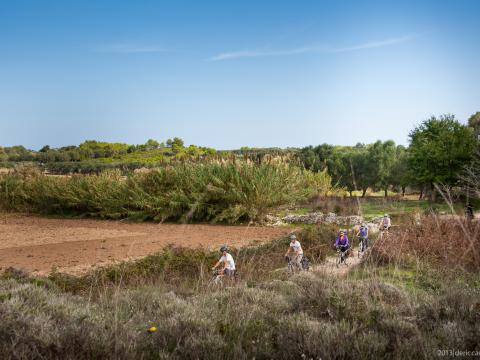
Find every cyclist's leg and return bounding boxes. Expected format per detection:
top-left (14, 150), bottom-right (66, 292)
top-left (224, 268), bottom-right (236, 283)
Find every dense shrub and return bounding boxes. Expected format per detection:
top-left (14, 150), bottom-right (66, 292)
top-left (0, 163), bottom-right (331, 223)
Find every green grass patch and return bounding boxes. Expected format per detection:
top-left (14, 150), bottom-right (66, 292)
top-left (359, 199), bottom-right (457, 220)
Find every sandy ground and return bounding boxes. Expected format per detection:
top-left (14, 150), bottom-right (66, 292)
top-left (0, 214), bottom-right (292, 275)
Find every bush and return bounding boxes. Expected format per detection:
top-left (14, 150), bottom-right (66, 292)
top-left (366, 215), bottom-right (480, 271)
top-left (0, 163), bottom-right (331, 223)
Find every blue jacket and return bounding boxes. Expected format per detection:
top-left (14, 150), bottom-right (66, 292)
top-left (335, 235), bottom-right (349, 247)
top-left (359, 227), bottom-right (368, 238)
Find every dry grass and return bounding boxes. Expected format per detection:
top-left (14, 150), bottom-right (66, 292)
top-left (1, 266), bottom-right (479, 359)
top-left (1, 221), bottom-right (479, 359)
top-left (367, 215), bottom-right (480, 271)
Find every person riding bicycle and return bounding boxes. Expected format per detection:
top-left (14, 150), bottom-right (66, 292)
top-left (465, 203), bottom-right (474, 222)
top-left (380, 214), bottom-right (391, 231)
top-left (356, 223), bottom-right (369, 249)
top-left (212, 246), bottom-right (236, 278)
top-left (285, 234), bottom-right (304, 270)
top-left (335, 230), bottom-right (350, 253)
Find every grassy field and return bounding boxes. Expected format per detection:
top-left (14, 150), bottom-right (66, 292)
top-left (277, 197), bottom-right (460, 222)
top-left (358, 198), bottom-right (458, 219)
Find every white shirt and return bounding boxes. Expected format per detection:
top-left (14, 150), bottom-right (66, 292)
top-left (382, 217), bottom-right (391, 227)
top-left (290, 240), bottom-right (303, 255)
top-left (219, 253), bottom-right (235, 270)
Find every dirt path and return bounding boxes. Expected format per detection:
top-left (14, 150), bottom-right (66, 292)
top-left (0, 214), bottom-right (292, 275)
top-left (313, 248), bottom-right (362, 276)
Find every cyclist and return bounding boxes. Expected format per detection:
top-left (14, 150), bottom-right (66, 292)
top-left (335, 230), bottom-right (350, 253)
top-left (356, 223), bottom-right (369, 251)
top-left (285, 234), bottom-right (304, 271)
top-left (380, 214), bottom-right (391, 231)
top-left (212, 245), bottom-right (236, 278)
top-left (465, 203), bottom-right (474, 222)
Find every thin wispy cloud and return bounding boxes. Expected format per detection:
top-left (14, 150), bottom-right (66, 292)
top-left (94, 44), bottom-right (169, 54)
top-left (209, 35), bottom-right (413, 61)
top-left (330, 35), bottom-right (412, 53)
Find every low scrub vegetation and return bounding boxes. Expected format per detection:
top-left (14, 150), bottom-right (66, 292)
top-left (0, 163), bottom-right (331, 223)
top-left (1, 219), bottom-right (479, 359)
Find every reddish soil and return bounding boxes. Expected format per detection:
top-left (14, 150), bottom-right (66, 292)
top-left (0, 214), bottom-right (292, 275)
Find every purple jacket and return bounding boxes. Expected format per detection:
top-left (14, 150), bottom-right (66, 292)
top-left (335, 235), bottom-right (349, 247)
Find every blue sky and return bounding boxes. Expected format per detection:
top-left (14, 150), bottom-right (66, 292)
top-left (0, 0), bottom-right (479, 150)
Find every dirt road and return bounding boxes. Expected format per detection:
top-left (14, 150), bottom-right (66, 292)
top-left (0, 214), bottom-right (292, 275)
top-left (313, 248), bottom-right (362, 276)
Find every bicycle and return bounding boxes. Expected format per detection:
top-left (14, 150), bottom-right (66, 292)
top-left (335, 246), bottom-right (349, 267)
top-left (285, 254), bottom-right (310, 274)
top-left (208, 268), bottom-right (238, 287)
top-left (358, 236), bottom-right (368, 257)
top-left (379, 226), bottom-right (390, 241)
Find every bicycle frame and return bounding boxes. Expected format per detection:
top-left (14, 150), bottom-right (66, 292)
top-left (286, 255), bottom-right (309, 273)
top-left (336, 247), bottom-right (348, 267)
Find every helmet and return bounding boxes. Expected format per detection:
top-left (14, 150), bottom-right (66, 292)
top-left (339, 229), bottom-right (345, 234)
top-left (384, 214), bottom-right (389, 217)
top-left (220, 246), bottom-right (228, 253)
top-left (361, 223), bottom-right (367, 228)
top-left (290, 234), bottom-right (297, 241)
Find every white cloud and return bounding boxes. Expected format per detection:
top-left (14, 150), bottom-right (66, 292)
top-left (329, 36), bottom-right (412, 53)
top-left (209, 35), bottom-right (413, 61)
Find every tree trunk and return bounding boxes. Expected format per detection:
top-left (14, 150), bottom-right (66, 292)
top-left (401, 186), bottom-right (406, 197)
top-left (430, 183), bottom-right (437, 202)
top-left (384, 188), bottom-right (388, 198)
top-left (361, 188), bottom-right (367, 198)
top-left (419, 185), bottom-right (424, 200)
top-left (349, 190), bottom-right (353, 197)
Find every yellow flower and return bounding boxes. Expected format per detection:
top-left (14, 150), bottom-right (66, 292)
top-left (147, 326), bottom-right (157, 333)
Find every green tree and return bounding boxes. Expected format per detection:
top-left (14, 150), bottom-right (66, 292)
top-left (367, 140), bottom-right (397, 197)
top-left (352, 145), bottom-right (376, 197)
top-left (408, 114), bottom-right (476, 200)
top-left (468, 112), bottom-right (480, 139)
top-left (170, 137), bottom-right (184, 154)
top-left (389, 145), bottom-right (410, 196)
top-left (145, 139), bottom-right (160, 151)
top-left (0, 147), bottom-right (7, 162)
